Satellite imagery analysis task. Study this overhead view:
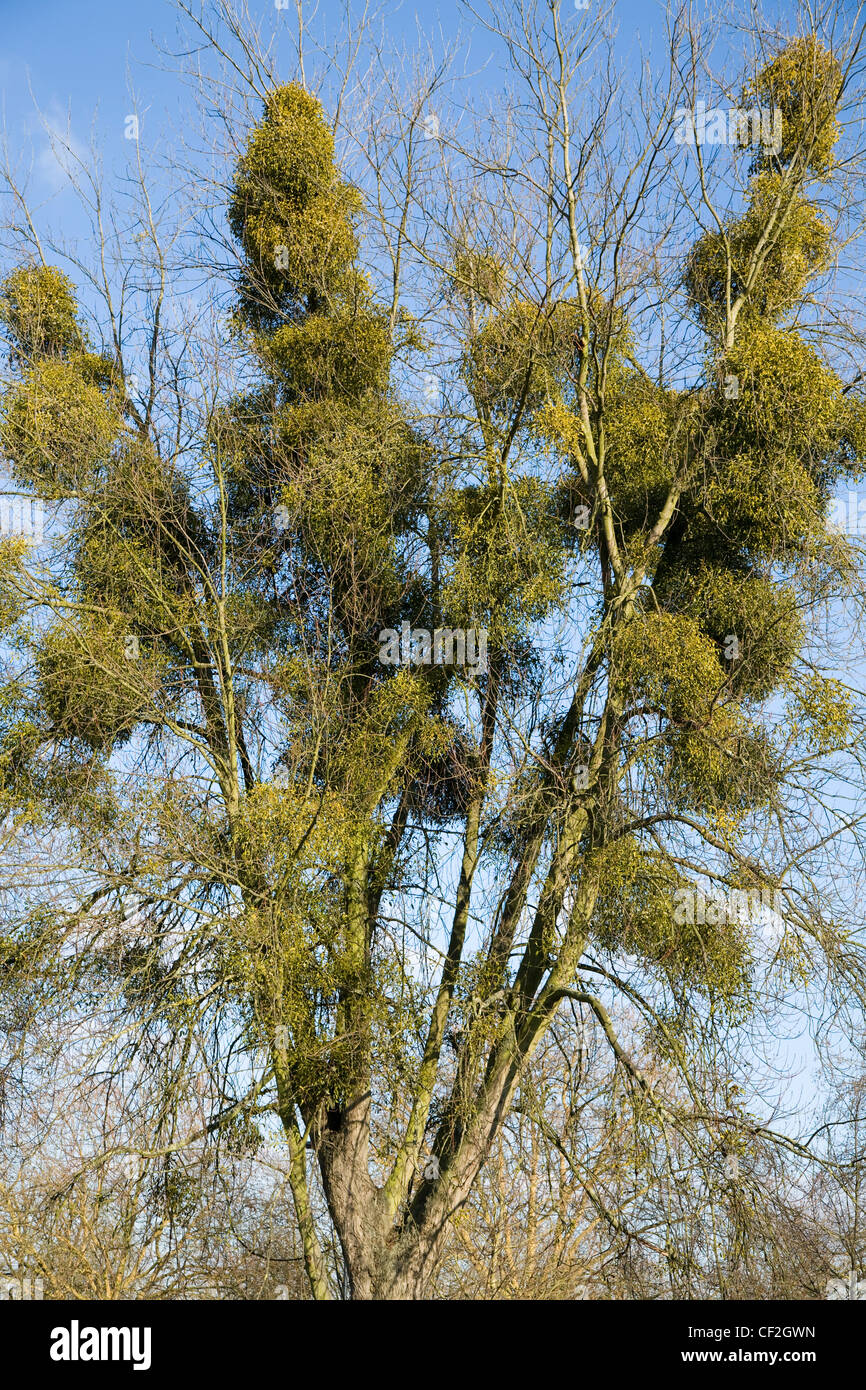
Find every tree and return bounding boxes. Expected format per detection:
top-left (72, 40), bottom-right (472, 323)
top-left (2, 0), bottom-right (866, 1298)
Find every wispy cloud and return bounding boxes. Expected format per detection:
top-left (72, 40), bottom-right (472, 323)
top-left (35, 102), bottom-right (90, 193)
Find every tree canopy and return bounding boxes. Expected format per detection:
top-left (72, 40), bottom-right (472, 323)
top-left (1, 0), bottom-right (866, 1300)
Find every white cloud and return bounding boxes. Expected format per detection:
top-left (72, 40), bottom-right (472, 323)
top-left (35, 104), bottom-right (90, 193)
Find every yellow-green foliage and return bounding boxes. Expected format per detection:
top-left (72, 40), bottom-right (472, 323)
top-left (0, 537), bottom-right (29, 629)
top-left (275, 654), bottom-right (344, 757)
top-left (439, 477), bottom-right (567, 641)
top-left (654, 563), bottom-right (801, 700)
top-left (0, 264), bottom-right (82, 361)
top-left (467, 298), bottom-right (579, 409)
top-left (720, 324), bottom-right (843, 462)
top-left (363, 664), bottom-right (431, 734)
top-left (272, 394), bottom-right (368, 460)
top-left (339, 667), bottom-right (431, 799)
top-left (230, 782), bottom-right (418, 1113)
top-left (467, 291), bottom-right (631, 413)
top-left (0, 708), bottom-right (42, 822)
top-left (277, 405), bottom-right (426, 623)
top-left (838, 393), bottom-right (866, 468)
top-left (223, 82), bottom-right (424, 693)
top-left (666, 705), bottom-right (779, 812)
top-left (785, 672), bottom-right (854, 753)
top-left (591, 836), bottom-right (752, 1004)
top-left (73, 526), bottom-right (179, 637)
top-left (685, 175), bottom-right (832, 333)
top-left (537, 378), bottom-right (679, 533)
top-left (87, 434), bottom-right (200, 539)
top-left (276, 656), bottom-right (429, 805)
top-left (1, 357), bottom-right (120, 496)
top-left (687, 327), bottom-right (839, 553)
top-left (601, 377), bottom-right (680, 525)
top-left (36, 616), bottom-right (163, 752)
top-left (611, 611), bottom-right (723, 723)
top-left (71, 438), bottom-right (206, 637)
top-left (228, 83), bottom-right (362, 321)
top-left (233, 781), bottom-right (354, 885)
top-left (686, 38), bottom-right (842, 332)
top-left (219, 392), bottom-right (376, 508)
top-left (535, 399), bottom-right (586, 460)
top-left (450, 246), bottom-right (506, 306)
top-left (263, 301), bottom-right (391, 401)
top-left (702, 451), bottom-right (822, 557)
top-left (741, 36), bottom-right (842, 176)
top-left (0, 676), bottom-right (118, 829)
top-left (228, 785), bottom-right (360, 1099)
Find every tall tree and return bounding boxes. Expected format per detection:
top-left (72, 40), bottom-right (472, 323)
top-left (2, 1), bottom-right (866, 1298)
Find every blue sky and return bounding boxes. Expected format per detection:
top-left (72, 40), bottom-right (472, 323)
top-left (0, 0), bottom-right (180, 156)
top-left (0, 0), bottom-right (664, 177)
